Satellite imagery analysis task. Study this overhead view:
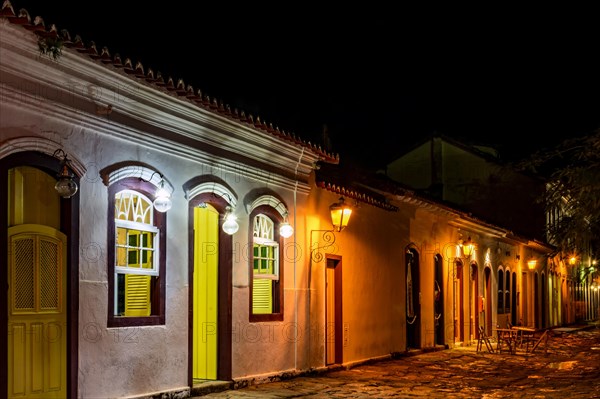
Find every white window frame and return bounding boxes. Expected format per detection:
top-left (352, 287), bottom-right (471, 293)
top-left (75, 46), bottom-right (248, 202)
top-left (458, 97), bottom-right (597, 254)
top-left (115, 219), bottom-right (159, 276)
top-left (253, 214), bottom-right (279, 281)
top-left (114, 190), bottom-right (160, 276)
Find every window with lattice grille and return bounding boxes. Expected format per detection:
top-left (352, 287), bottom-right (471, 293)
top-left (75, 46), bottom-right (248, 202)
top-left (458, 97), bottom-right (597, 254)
top-left (11, 234), bottom-right (61, 313)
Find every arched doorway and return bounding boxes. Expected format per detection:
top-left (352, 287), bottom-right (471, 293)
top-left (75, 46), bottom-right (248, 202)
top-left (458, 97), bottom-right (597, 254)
top-left (541, 272), bottom-right (547, 328)
top-left (484, 267), bottom-right (493, 335)
top-left (511, 272), bottom-right (517, 326)
top-left (1, 151), bottom-right (80, 399)
top-left (187, 185), bottom-right (234, 384)
top-left (434, 254), bottom-right (445, 346)
top-left (534, 272), bottom-right (539, 329)
top-left (454, 260), bottom-right (464, 343)
top-left (406, 247), bottom-right (420, 349)
top-left (470, 263), bottom-right (478, 344)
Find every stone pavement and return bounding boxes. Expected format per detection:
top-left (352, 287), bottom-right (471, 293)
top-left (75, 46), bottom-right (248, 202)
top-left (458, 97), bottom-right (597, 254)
top-left (192, 324), bottom-right (600, 398)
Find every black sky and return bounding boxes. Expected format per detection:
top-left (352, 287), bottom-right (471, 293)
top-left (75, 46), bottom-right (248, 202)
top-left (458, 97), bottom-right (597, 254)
top-left (11, 1), bottom-right (600, 169)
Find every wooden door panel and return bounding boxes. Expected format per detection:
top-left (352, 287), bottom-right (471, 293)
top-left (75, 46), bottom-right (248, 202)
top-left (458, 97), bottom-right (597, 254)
top-left (8, 225), bottom-right (66, 399)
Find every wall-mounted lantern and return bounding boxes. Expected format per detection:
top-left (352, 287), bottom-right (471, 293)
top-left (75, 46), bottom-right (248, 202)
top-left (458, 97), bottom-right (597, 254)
top-left (310, 197), bottom-right (354, 262)
top-left (569, 256), bottom-right (577, 265)
top-left (527, 259), bottom-right (537, 270)
top-left (279, 212), bottom-right (293, 238)
top-left (153, 178), bottom-right (172, 212)
top-left (222, 205), bottom-right (239, 235)
top-left (329, 197), bottom-right (352, 232)
top-left (53, 149), bottom-right (78, 198)
top-left (459, 236), bottom-right (475, 258)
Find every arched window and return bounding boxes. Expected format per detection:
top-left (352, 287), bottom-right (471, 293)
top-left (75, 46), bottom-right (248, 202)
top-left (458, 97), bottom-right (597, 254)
top-left (497, 268), bottom-right (504, 314)
top-left (108, 178), bottom-right (166, 327)
top-left (504, 269), bottom-right (511, 314)
top-left (249, 205), bottom-right (284, 322)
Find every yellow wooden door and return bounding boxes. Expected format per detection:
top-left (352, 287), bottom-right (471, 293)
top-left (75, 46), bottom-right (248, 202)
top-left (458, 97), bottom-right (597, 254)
top-left (193, 206), bottom-right (218, 379)
top-left (8, 224), bottom-right (67, 399)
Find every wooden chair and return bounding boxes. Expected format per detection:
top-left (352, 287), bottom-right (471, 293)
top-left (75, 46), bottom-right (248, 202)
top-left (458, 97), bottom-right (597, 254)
top-left (477, 325), bottom-right (494, 353)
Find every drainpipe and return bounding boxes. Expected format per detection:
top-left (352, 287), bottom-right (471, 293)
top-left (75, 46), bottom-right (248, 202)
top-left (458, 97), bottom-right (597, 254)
top-left (293, 180), bottom-right (298, 371)
top-left (292, 148), bottom-right (304, 372)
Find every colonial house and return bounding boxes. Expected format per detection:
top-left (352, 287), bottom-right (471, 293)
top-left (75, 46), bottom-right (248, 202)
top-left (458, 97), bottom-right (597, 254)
top-left (316, 162), bottom-right (556, 349)
top-left (381, 134), bottom-right (577, 332)
top-left (0, 3), bottom-right (337, 397)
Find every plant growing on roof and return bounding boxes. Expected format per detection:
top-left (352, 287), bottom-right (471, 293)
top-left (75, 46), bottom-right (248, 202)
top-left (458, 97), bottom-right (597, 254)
top-left (38, 36), bottom-right (64, 60)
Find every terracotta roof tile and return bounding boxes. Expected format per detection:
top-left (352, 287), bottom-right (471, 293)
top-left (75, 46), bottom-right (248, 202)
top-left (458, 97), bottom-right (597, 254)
top-left (23, 15), bottom-right (44, 31)
top-left (59, 28), bottom-right (72, 44)
top-left (185, 85), bottom-right (199, 100)
top-left (217, 100), bottom-right (227, 114)
top-left (99, 46), bottom-right (112, 63)
top-left (71, 34), bottom-right (86, 51)
top-left (192, 89), bottom-right (204, 104)
top-left (164, 76), bottom-right (175, 91)
top-left (7, 7), bottom-right (30, 25)
top-left (1, 0), bottom-right (339, 163)
top-left (122, 57), bottom-right (134, 73)
top-left (112, 53), bottom-right (124, 68)
top-left (36, 23), bottom-right (57, 38)
top-left (0, 1), bottom-right (15, 17)
top-left (87, 41), bottom-right (100, 58)
top-left (134, 62), bottom-right (145, 78)
top-left (175, 78), bottom-right (187, 95)
top-left (154, 71), bottom-right (165, 85)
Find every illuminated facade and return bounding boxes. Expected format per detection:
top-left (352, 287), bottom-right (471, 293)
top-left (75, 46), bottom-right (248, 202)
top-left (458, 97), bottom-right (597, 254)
top-left (1, 3), bottom-right (596, 399)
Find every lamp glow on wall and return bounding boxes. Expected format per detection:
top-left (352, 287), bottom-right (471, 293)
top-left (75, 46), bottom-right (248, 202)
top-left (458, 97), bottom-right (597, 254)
top-left (53, 149), bottom-right (78, 198)
top-left (329, 197), bottom-right (352, 232)
top-left (527, 259), bottom-right (537, 270)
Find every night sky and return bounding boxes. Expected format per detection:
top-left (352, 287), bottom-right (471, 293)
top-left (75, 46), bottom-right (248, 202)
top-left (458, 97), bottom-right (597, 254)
top-left (11, 1), bottom-right (600, 169)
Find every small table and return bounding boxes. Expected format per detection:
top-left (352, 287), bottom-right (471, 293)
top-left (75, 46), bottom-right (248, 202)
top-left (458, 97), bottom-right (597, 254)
top-left (496, 328), bottom-right (518, 354)
top-left (511, 326), bottom-right (536, 350)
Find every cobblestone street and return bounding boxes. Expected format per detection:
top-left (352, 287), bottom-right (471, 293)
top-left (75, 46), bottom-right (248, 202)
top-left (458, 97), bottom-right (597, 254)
top-left (193, 326), bottom-right (600, 398)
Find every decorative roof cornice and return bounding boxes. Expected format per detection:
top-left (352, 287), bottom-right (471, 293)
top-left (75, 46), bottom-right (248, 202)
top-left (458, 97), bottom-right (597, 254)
top-left (316, 162), bottom-right (555, 252)
top-left (315, 163), bottom-right (399, 211)
top-left (316, 180), bottom-right (399, 212)
top-left (0, 1), bottom-right (339, 165)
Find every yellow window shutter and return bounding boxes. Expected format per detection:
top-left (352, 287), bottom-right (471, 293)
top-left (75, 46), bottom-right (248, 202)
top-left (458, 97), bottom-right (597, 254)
top-left (252, 278), bottom-right (272, 314)
top-left (125, 275), bottom-right (151, 316)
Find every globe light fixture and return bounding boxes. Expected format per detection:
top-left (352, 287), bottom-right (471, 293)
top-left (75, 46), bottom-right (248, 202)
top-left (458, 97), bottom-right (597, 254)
top-left (153, 179), bottom-right (172, 212)
top-left (53, 149), bottom-right (78, 198)
top-left (279, 220), bottom-right (293, 238)
top-left (222, 206), bottom-right (239, 235)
